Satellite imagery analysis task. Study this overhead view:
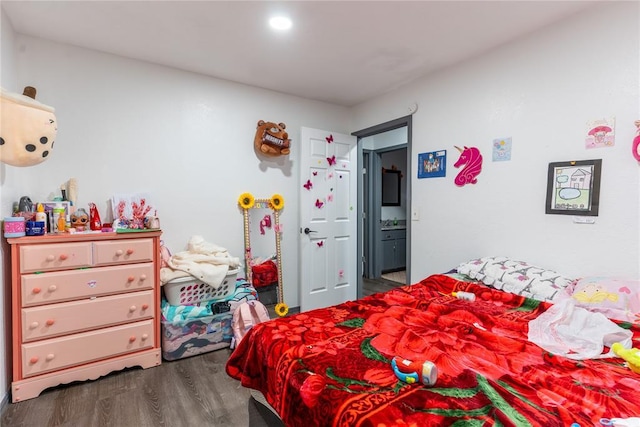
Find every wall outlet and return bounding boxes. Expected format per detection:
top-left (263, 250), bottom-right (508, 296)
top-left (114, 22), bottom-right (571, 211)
top-left (573, 216), bottom-right (596, 224)
top-left (412, 207), bottom-right (420, 221)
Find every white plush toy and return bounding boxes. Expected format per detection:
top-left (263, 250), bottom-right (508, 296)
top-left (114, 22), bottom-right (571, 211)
top-left (0, 86), bottom-right (57, 167)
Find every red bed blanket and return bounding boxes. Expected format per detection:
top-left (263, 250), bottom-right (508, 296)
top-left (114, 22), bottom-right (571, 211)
top-left (226, 274), bottom-right (640, 426)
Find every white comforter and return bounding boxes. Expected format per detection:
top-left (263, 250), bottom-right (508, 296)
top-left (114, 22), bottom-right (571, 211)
top-left (160, 235), bottom-right (241, 289)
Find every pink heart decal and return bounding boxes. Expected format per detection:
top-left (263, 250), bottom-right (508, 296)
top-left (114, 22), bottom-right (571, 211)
top-left (619, 286), bottom-right (631, 294)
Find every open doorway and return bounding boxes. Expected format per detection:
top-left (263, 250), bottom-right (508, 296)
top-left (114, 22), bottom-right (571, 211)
top-left (353, 116), bottom-right (412, 297)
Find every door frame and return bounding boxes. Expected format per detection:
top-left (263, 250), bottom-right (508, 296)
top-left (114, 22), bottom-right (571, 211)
top-left (353, 115), bottom-right (413, 297)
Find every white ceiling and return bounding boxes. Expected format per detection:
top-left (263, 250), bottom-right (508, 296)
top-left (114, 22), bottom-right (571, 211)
top-left (2, 1), bottom-right (599, 107)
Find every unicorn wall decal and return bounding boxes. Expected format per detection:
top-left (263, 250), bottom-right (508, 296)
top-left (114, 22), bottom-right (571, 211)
top-left (453, 145), bottom-right (483, 186)
top-left (633, 120), bottom-right (640, 162)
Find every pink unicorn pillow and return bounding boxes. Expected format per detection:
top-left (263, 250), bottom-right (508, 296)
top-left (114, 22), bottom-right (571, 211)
top-left (567, 277), bottom-right (640, 323)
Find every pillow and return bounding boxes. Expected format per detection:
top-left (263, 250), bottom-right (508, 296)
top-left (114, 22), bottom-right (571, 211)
top-left (457, 256), bottom-right (574, 302)
top-left (565, 276), bottom-right (640, 323)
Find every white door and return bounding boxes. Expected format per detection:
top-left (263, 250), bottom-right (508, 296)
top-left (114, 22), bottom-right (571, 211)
top-left (300, 127), bottom-right (358, 312)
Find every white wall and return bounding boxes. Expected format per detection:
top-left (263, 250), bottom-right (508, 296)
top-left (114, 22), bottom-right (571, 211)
top-left (353, 2), bottom-right (640, 283)
top-left (0, 30), bottom-right (350, 403)
top-left (361, 127), bottom-right (407, 150)
top-left (0, 6), bottom-right (18, 408)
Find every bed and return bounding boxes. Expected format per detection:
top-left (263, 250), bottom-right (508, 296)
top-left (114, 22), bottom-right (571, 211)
top-left (226, 266), bottom-right (640, 426)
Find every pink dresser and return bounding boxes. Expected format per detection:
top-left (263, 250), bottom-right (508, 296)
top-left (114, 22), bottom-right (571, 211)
top-left (7, 231), bottom-right (163, 402)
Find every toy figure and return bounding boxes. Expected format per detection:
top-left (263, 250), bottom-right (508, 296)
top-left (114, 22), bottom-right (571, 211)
top-left (71, 208), bottom-right (89, 231)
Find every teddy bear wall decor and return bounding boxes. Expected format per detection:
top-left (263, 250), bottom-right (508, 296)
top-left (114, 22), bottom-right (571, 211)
top-left (0, 86), bottom-right (57, 167)
top-left (254, 120), bottom-right (291, 156)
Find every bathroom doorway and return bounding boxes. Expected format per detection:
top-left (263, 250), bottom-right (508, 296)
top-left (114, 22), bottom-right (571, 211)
top-left (353, 116), bottom-right (412, 293)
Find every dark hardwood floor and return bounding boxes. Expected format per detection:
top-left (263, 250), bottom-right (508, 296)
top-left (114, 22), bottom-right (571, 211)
top-left (361, 276), bottom-right (404, 297)
top-left (1, 278), bottom-right (404, 427)
top-left (1, 347), bottom-right (250, 427)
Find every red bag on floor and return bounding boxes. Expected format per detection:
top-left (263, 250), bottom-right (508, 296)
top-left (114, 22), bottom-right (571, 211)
top-left (251, 260), bottom-right (278, 288)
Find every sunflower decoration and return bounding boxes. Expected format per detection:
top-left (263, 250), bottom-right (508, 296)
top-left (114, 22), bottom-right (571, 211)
top-left (238, 192), bottom-right (255, 209)
top-left (270, 194), bottom-right (285, 210)
top-left (275, 302), bottom-right (289, 317)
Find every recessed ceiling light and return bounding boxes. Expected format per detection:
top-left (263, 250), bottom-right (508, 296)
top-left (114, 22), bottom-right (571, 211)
top-left (269, 16), bottom-right (292, 31)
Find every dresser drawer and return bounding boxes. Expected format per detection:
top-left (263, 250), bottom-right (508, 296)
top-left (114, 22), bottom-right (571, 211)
top-left (93, 238), bottom-right (154, 266)
top-left (22, 320), bottom-right (154, 378)
top-left (22, 290), bottom-right (155, 342)
top-left (21, 263), bottom-right (155, 307)
top-left (20, 242), bottom-right (93, 273)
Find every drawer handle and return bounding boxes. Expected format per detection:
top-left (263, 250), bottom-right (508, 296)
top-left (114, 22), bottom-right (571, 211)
top-left (59, 254), bottom-right (68, 261)
top-left (30, 321), bottom-right (39, 329)
top-left (46, 255), bottom-right (55, 262)
top-left (141, 304), bottom-right (149, 310)
top-left (126, 249), bottom-right (134, 255)
top-left (48, 285), bottom-right (57, 292)
top-left (29, 356), bottom-right (39, 364)
top-left (127, 276), bottom-right (135, 282)
top-left (141, 333), bottom-right (149, 340)
top-left (46, 319), bottom-right (55, 326)
top-left (129, 305), bottom-right (137, 313)
top-left (32, 287), bottom-right (41, 294)
top-left (45, 354), bottom-right (55, 362)
top-left (129, 336), bottom-right (137, 343)
top-left (115, 250), bottom-right (124, 256)
top-left (139, 274), bottom-right (147, 281)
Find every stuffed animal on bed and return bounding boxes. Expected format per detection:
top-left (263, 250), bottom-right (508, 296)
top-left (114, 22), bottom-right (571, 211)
top-left (0, 86), bottom-right (57, 167)
top-left (254, 120), bottom-right (291, 156)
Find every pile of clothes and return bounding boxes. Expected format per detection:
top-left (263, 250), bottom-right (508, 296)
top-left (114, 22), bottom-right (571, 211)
top-left (160, 235), bottom-right (241, 289)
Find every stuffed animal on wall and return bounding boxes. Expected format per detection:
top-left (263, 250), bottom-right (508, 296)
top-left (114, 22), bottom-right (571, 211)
top-left (0, 86), bottom-right (57, 167)
top-left (254, 120), bottom-right (291, 156)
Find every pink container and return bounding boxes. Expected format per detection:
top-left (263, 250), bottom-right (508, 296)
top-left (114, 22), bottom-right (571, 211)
top-left (4, 217), bottom-right (26, 237)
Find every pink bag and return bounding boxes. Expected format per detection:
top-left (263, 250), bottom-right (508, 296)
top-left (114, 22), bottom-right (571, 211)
top-left (231, 300), bottom-right (270, 349)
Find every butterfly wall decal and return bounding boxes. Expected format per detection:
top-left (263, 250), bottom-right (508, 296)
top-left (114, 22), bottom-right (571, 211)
top-left (317, 241), bottom-right (324, 248)
top-left (315, 199), bottom-right (324, 209)
top-left (326, 135), bottom-right (334, 143)
top-left (327, 155), bottom-right (336, 166)
top-left (303, 179), bottom-right (313, 190)
top-left (312, 171), bottom-right (318, 176)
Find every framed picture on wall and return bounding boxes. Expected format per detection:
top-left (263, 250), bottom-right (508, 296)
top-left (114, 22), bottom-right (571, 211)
top-left (418, 150), bottom-right (446, 179)
top-left (545, 159), bottom-right (602, 216)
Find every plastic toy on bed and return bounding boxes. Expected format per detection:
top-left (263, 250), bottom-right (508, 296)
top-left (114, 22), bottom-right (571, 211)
top-left (612, 342), bottom-right (640, 374)
top-left (391, 356), bottom-right (438, 386)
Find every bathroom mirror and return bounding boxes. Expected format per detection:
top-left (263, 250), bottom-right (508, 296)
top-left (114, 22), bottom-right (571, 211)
top-left (382, 169), bottom-right (402, 206)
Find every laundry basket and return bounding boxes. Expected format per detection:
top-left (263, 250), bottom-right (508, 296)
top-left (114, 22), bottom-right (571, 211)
top-left (163, 269), bottom-right (238, 306)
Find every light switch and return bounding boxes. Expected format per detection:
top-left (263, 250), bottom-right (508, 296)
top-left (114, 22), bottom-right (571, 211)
top-left (412, 207), bottom-right (419, 221)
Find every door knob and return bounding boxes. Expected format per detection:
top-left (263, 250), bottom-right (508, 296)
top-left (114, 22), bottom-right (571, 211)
top-left (303, 227), bottom-right (317, 235)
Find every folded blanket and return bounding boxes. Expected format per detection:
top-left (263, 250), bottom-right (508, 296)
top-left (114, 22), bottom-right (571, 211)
top-left (160, 235), bottom-right (240, 288)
